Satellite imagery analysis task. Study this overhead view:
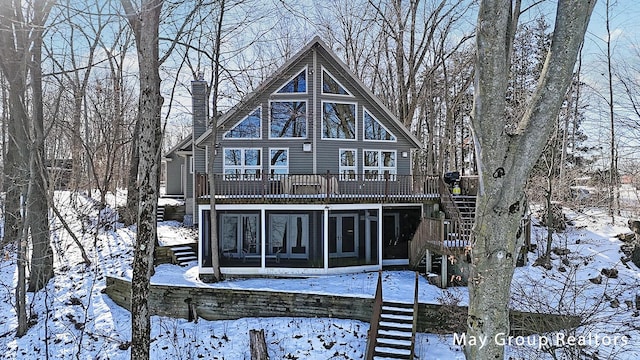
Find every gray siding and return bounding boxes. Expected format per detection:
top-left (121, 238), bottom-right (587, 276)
top-left (164, 153), bottom-right (184, 196)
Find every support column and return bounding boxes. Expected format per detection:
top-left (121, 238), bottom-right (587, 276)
top-left (441, 254), bottom-right (448, 288)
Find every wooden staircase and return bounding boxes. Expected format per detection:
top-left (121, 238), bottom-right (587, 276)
top-left (170, 245), bottom-right (198, 266)
top-left (408, 179), bottom-right (476, 271)
top-left (366, 272), bottom-right (418, 360)
top-left (157, 205), bottom-right (165, 222)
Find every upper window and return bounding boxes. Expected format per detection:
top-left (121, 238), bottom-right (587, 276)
top-left (322, 68), bottom-right (351, 96)
top-left (364, 108), bottom-right (396, 141)
top-left (339, 149), bottom-right (357, 181)
top-left (269, 148), bottom-right (289, 177)
top-left (322, 102), bottom-right (356, 140)
top-left (223, 148), bottom-right (262, 180)
top-left (277, 68), bottom-right (307, 93)
top-left (224, 107), bottom-right (262, 139)
top-left (270, 101), bottom-right (307, 138)
top-left (363, 150), bottom-right (396, 180)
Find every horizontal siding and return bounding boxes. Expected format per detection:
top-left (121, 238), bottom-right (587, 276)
top-left (164, 153), bottom-right (183, 195)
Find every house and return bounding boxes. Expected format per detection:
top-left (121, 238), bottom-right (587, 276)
top-left (167, 37), bottom-right (491, 283)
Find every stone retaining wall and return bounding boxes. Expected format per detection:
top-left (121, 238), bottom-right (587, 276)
top-left (106, 276), bottom-right (580, 335)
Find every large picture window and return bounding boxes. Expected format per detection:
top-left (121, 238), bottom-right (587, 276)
top-left (223, 148), bottom-right (262, 179)
top-left (364, 108), bottom-right (396, 141)
top-left (339, 149), bottom-right (357, 180)
top-left (223, 107), bottom-right (261, 139)
top-left (363, 150), bottom-right (396, 180)
top-left (270, 101), bottom-right (307, 138)
top-left (322, 102), bottom-right (356, 140)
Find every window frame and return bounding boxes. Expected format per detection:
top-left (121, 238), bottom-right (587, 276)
top-left (363, 149), bottom-right (397, 181)
top-left (321, 66), bottom-right (353, 96)
top-left (363, 107), bottom-right (397, 142)
top-left (269, 100), bottom-right (308, 139)
top-left (338, 149), bottom-right (357, 181)
top-left (222, 147), bottom-right (262, 180)
top-left (274, 67), bottom-right (308, 94)
top-left (223, 106), bottom-right (262, 140)
top-left (321, 100), bottom-right (358, 141)
top-left (269, 147), bottom-right (289, 178)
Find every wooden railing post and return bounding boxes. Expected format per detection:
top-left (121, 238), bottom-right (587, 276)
top-left (410, 272), bottom-right (419, 359)
top-left (325, 170), bottom-right (330, 203)
top-left (365, 270), bottom-right (383, 360)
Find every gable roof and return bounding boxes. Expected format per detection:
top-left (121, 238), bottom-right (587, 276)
top-left (195, 36), bottom-right (422, 149)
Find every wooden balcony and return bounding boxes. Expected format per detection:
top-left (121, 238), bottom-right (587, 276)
top-left (195, 172), bottom-right (440, 204)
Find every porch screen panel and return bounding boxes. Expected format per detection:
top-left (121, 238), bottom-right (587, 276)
top-left (200, 210), bottom-right (212, 267)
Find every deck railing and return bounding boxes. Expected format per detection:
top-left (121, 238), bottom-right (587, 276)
top-left (196, 172), bottom-right (440, 203)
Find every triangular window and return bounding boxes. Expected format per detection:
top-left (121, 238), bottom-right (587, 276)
top-left (364, 109), bottom-right (396, 141)
top-left (277, 68), bottom-right (306, 93)
top-left (223, 107), bottom-right (262, 139)
top-left (322, 68), bottom-right (351, 95)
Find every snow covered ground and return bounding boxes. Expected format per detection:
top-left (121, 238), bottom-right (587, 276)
top-left (1, 190), bottom-right (639, 359)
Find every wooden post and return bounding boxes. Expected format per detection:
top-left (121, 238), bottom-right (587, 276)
top-left (441, 254), bottom-right (447, 288)
top-left (249, 329), bottom-right (269, 360)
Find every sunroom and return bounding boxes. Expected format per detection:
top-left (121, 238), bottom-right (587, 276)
top-left (198, 203), bottom-right (384, 276)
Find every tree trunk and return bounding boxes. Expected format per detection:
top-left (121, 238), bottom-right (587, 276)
top-left (465, 2), bottom-right (595, 359)
top-left (121, 1), bottom-right (164, 360)
top-left (28, 9), bottom-right (54, 292)
top-left (249, 329), bottom-right (269, 360)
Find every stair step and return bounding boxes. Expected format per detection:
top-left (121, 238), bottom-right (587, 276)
top-left (378, 328), bottom-right (413, 340)
top-left (374, 346), bottom-right (411, 358)
top-left (379, 321), bottom-right (413, 331)
top-left (382, 305), bottom-right (413, 314)
top-left (177, 255), bottom-right (197, 260)
top-left (377, 337), bottom-right (412, 348)
top-left (174, 250), bottom-right (196, 256)
top-left (171, 245), bottom-right (194, 251)
top-left (380, 313), bottom-right (413, 322)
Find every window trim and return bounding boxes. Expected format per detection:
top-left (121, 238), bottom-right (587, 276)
top-left (338, 148), bottom-right (357, 181)
top-left (321, 66), bottom-right (353, 97)
top-left (363, 149), bottom-right (397, 181)
top-left (268, 100), bottom-right (308, 139)
top-left (222, 147), bottom-right (262, 180)
top-left (321, 100), bottom-right (358, 141)
top-left (363, 107), bottom-right (397, 142)
top-left (223, 106), bottom-right (262, 140)
top-left (273, 66), bottom-right (308, 95)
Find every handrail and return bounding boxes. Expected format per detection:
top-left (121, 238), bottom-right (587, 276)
top-left (196, 173), bottom-right (440, 201)
top-left (364, 271), bottom-right (383, 360)
top-left (410, 272), bottom-right (419, 359)
top-left (439, 178), bottom-right (474, 246)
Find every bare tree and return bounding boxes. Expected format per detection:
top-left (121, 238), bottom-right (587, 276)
top-left (0, 0), bottom-right (56, 335)
top-left (466, 1), bottom-right (595, 359)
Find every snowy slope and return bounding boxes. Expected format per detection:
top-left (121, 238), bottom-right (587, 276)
top-left (0, 191), bottom-right (639, 359)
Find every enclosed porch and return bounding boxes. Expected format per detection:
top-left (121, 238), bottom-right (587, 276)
top-left (198, 203), bottom-right (393, 276)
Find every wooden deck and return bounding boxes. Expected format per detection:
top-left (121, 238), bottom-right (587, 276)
top-left (196, 173), bottom-right (441, 204)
